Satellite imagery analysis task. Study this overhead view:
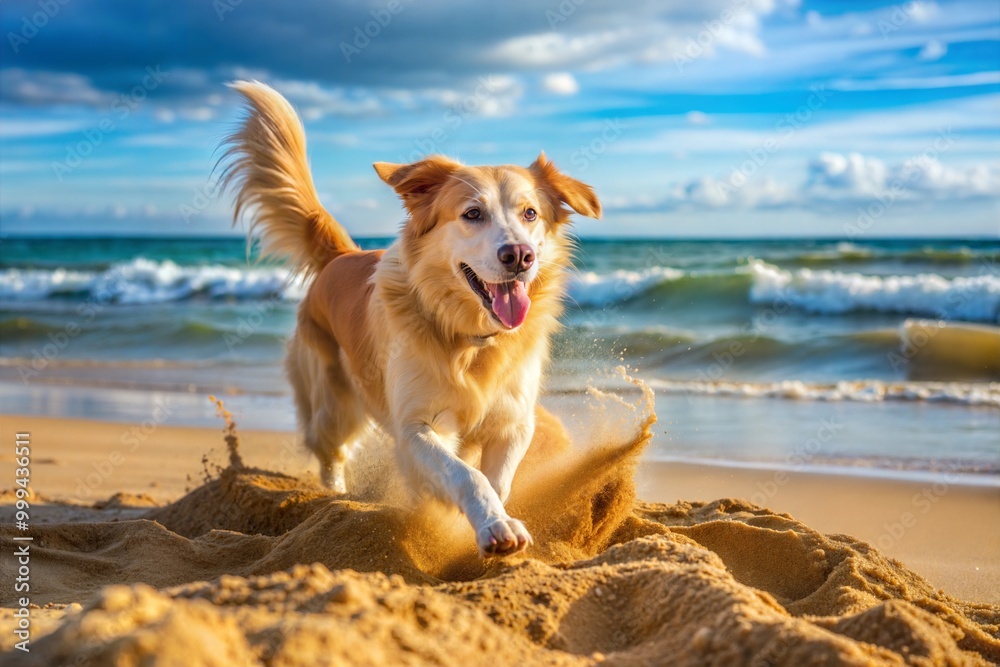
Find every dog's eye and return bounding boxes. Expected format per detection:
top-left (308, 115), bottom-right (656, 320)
top-left (462, 208), bottom-right (481, 221)
top-left (523, 208), bottom-right (537, 222)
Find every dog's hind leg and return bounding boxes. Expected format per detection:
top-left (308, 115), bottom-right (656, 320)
top-left (300, 354), bottom-right (367, 493)
top-left (287, 331), bottom-right (365, 494)
top-left (309, 403), bottom-right (364, 494)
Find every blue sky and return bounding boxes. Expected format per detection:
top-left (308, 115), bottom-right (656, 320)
top-left (1, 0), bottom-right (998, 238)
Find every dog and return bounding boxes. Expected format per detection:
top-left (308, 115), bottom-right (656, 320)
top-left (220, 81), bottom-right (601, 557)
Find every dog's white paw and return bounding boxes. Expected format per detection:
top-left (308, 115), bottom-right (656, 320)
top-left (477, 517), bottom-right (532, 557)
top-left (330, 475), bottom-right (347, 495)
top-left (321, 462), bottom-right (348, 495)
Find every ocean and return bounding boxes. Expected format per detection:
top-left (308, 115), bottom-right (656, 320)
top-left (1, 236), bottom-right (998, 480)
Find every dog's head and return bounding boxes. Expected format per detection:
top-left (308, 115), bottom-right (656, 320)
top-left (374, 153), bottom-right (601, 337)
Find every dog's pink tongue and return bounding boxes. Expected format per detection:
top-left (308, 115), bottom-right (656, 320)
top-left (487, 281), bottom-right (530, 329)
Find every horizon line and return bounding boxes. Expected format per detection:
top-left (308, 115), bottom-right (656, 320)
top-left (3, 233), bottom-right (999, 243)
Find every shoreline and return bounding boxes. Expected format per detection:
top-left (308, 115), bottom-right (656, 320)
top-left (1, 413), bottom-right (998, 605)
top-left (644, 455), bottom-right (1000, 487)
top-left (3, 380), bottom-right (999, 481)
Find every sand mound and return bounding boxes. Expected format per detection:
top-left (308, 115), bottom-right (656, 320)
top-left (92, 492), bottom-right (161, 510)
top-left (3, 385), bottom-right (999, 665)
top-left (6, 529), bottom-right (998, 666)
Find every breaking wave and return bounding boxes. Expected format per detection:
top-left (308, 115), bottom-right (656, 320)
top-left (5, 257), bottom-right (1000, 324)
top-left (0, 258), bottom-right (306, 304)
top-left (748, 260), bottom-right (1000, 323)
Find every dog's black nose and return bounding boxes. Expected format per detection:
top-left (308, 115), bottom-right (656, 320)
top-left (497, 244), bottom-right (534, 273)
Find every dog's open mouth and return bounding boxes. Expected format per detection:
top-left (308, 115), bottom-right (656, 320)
top-left (461, 263), bottom-right (531, 329)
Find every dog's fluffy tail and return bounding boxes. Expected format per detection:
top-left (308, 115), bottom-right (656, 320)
top-left (219, 80), bottom-right (358, 276)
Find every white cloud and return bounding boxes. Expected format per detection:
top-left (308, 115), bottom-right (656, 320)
top-left (270, 79), bottom-right (383, 117)
top-left (311, 132), bottom-right (361, 147)
top-left (0, 119), bottom-right (87, 139)
top-left (179, 107), bottom-right (215, 122)
top-left (302, 107), bottom-right (324, 121)
top-left (918, 39), bottom-right (947, 61)
top-left (541, 72), bottom-right (579, 95)
top-left (607, 94), bottom-right (1000, 166)
top-left (616, 2), bottom-right (996, 95)
top-left (350, 198), bottom-right (379, 210)
top-left (608, 152), bottom-right (999, 213)
top-left (893, 156), bottom-right (1000, 197)
top-left (806, 152), bottom-right (888, 196)
top-left (487, 30), bottom-right (628, 70)
top-left (609, 173), bottom-right (797, 211)
top-left (154, 108), bottom-right (177, 123)
top-left (0, 159), bottom-right (52, 174)
top-left (485, 1), bottom-right (782, 71)
top-left (0, 69), bottom-right (107, 106)
top-left (256, 75), bottom-right (526, 120)
top-left (681, 174), bottom-right (796, 209)
top-left (830, 72), bottom-right (1000, 91)
top-left (907, 1), bottom-right (939, 23)
top-left (471, 76), bottom-right (524, 117)
top-left (119, 127), bottom-right (218, 148)
top-left (685, 111), bottom-right (711, 125)
top-left (682, 177), bottom-right (731, 207)
top-left (807, 151), bottom-right (999, 201)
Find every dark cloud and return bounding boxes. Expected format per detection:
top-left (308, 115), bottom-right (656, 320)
top-left (0, 0), bottom-right (791, 106)
top-left (2, 1), bottom-right (537, 90)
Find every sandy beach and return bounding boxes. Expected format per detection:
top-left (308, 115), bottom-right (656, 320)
top-left (2, 400), bottom-right (998, 665)
top-left (3, 0), bottom-right (999, 663)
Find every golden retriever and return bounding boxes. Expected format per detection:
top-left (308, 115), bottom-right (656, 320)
top-left (220, 81), bottom-right (601, 557)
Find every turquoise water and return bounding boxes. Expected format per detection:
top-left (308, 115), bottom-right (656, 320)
top-left (1, 236), bottom-right (998, 475)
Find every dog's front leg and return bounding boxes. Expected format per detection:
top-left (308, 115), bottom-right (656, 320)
top-left (398, 419), bottom-right (532, 557)
top-left (478, 370), bottom-right (540, 504)
top-left (479, 413), bottom-right (535, 504)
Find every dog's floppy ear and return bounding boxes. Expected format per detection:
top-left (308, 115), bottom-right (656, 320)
top-left (374, 156), bottom-right (462, 217)
top-left (529, 152), bottom-right (601, 221)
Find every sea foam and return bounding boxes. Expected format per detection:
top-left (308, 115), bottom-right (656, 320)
top-left (0, 258), bottom-right (306, 304)
top-left (645, 378), bottom-right (1000, 408)
top-left (567, 266), bottom-right (684, 307)
top-left (5, 257), bottom-right (1000, 324)
top-left (749, 260), bottom-right (1000, 323)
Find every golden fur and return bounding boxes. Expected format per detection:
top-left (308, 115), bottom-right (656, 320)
top-left (221, 81), bottom-right (601, 557)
